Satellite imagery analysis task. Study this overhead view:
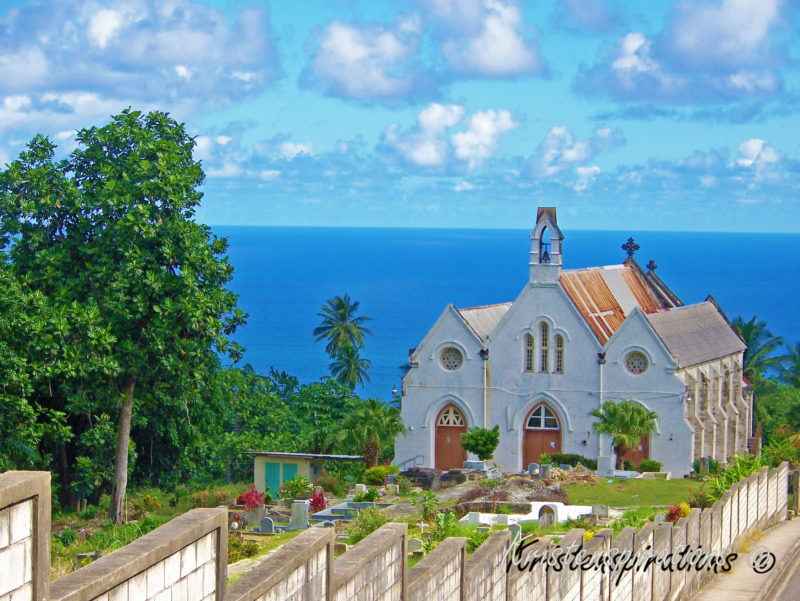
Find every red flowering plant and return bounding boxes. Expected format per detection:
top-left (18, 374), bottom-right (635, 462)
top-left (238, 486), bottom-right (265, 512)
top-left (665, 505), bottom-right (682, 523)
top-left (309, 491), bottom-right (327, 513)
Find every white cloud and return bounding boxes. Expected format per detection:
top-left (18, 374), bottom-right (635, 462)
top-left (206, 163), bottom-right (244, 178)
top-left (454, 181), bottom-right (475, 191)
top-left (532, 125), bottom-right (621, 177)
top-left (304, 20), bottom-right (429, 101)
top-left (574, 166), bottom-right (600, 191)
top-left (440, 0), bottom-right (544, 76)
top-left (736, 138), bottom-right (781, 181)
top-left (87, 9), bottom-right (126, 49)
top-left (281, 142), bottom-right (313, 160)
top-left (384, 103), bottom-right (465, 167)
top-left (452, 109), bottom-right (517, 169)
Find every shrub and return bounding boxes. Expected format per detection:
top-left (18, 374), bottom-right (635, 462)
top-left (316, 475), bottom-right (344, 497)
top-left (467, 528), bottom-right (489, 552)
top-left (364, 465), bottom-right (399, 485)
top-left (551, 453), bottom-right (597, 469)
top-left (762, 438), bottom-right (799, 467)
top-left (638, 459), bottom-right (663, 472)
top-left (687, 486), bottom-right (711, 509)
top-left (412, 490), bottom-right (439, 522)
top-left (460, 425), bottom-right (500, 461)
top-left (56, 527), bottom-right (77, 546)
top-left (664, 505), bottom-right (682, 523)
top-left (131, 494), bottom-right (162, 517)
top-left (692, 457), bottom-right (722, 474)
top-left (310, 491), bottom-right (327, 513)
top-left (347, 507), bottom-right (390, 545)
top-left (238, 486), bottom-right (265, 512)
top-left (213, 491), bottom-right (230, 506)
top-left (79, 504), bottom-right (99, 520)
top-left (495, 505), bottom-right (514, 514)
top-left (679, 502), bottom-right (691, 518)
top-left (353, 487), bottom-right (380, 503)
top-left (623, 460), bottom-right (635, 471)
top-left (707, 453), bottom-right (765, 502)
top-left (191, 491), bottom-right (211, 508)
top-left (280, 475), bottom-right (313, 504)
top-left (539, 453), bottom-right (552, 464)
top-left (228, 534), bottom-right (260, 563)
top-left (395, 475), bottom-right (412, 496)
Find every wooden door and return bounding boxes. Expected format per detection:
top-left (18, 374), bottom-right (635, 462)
top-left (523, 404), bottom-right (561, 468)
top-left (435, 405), bottom-right (467, 471)
top-left (624, 437), bottom-right (650, 469)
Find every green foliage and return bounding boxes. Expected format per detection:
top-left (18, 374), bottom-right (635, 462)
top-left (706, 453), bottom-right (766, 503)
top-left (589, 399), bottom-right (659, 470)
top-left (549, 453), bottom-right (597, 470)
top-left (460, 425), bottom-right (500, 461)
top-left (316, 475), bottom-right (344, 497)
top-left (538, 453), bottom-right (552, 464)
top-left (638, 459), bottom-right (663, 472)
top-left (227, 534), bottom-right (260, 563)
top-left (347, 507), bottom-right (390, 545)
top-left (279, 475), bottom-right (313, 503)
top-left (732, 316), bottom-right (785, 390)
top-left (412, 490), bottom-right (439, 522)
top-left (395, 475), bottom-right (412, 496)
top-left (56, 528), bottom-right (77, 546)
top-left (466, 528), bottom-right (489, 553)
top-left (364, 465), bottom-right (399, 485)
top-left (314, 294), bottom-right (372, 356)
top-left (352, 487), bottom-right (380, 502)
top-left (761, 438), bottom-right (799, 467)
top-left (495, 505), bottom-right (514, 514)
top-left (692, 457), bottom-right (722, 475)
top-left (333, 398), bottom-right (405, 467)
top-left (753, 382), bottom-right (800, 442)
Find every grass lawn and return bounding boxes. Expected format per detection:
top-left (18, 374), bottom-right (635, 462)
top-left (563, 477), bottom-right (703, 507)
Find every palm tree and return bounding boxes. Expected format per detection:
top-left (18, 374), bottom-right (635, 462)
top-left (732, 316), bottom-right (784, 385)
top-left (335, 399), bottom-right (406, 467)
top-left (313, 293), bottom-right (372, 357)
top-left (329, 343), bottom-right (371, 390)
top-left (780, 342), bottom-right (800, 388)
top-left (589, 399), bottom-right (659, 470)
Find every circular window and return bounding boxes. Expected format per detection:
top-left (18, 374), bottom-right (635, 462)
top-left (625, 351), bottom-right (649, 375)
top-left (440, 347), bottom-right (464, 371)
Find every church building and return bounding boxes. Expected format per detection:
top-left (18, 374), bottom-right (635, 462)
top-left (394, 207), bottom-right (752, 477)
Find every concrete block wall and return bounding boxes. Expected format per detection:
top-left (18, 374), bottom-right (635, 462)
top-left (0, 464), bottom-right (793, 601)
top-left (331, 522), bottom-right (406, 601)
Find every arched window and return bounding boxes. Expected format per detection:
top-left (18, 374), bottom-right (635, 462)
top-left (555, 335), bottom-right (564, 373)
top-left (437, 405), bottom-right (465, 426)
top-left (524, 333), bottom-right (534, 372)
top-left (539, 322), bottom-right (549, 373)
top-left (539, 227), bottom-right (551, 263)
top-left (526, 404), bottom-right (559, 430)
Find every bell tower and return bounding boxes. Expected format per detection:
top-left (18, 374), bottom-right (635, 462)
top-left (530, 207), bottom-right (564, 283)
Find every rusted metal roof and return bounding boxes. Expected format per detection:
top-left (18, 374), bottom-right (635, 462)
top-left (457, 302), bottom-right (512, 342)
top-left (559, 264), bottom-right (662, 344)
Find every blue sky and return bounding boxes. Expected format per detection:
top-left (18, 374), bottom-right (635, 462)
top-left (1, 0), bottom-right (799, 231)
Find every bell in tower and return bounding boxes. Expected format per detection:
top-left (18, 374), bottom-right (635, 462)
top-left (530, 207), bottom-right (564, 283)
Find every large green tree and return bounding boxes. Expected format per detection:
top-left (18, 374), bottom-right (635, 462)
top-left (313, 293), bottom-right (372, 355)
top-left (329, 342), bottom-right (371, 390)
top-left (590, 399), bottom-right (659, 470)
top-left (732, 316), bottom-right (784, 389)
top-left (779, 342), bottom-right (800, 389)
top-left (335, 398), bottom-right (405, 467)
top-left (0, 109), bottom-right (245, 523)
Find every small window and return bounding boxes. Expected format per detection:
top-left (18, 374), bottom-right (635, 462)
top-left (539, 322), bottom-right (549, 373)
top-left (625, 351), bottom-right (649, 375)
top-left (524, 333), bottom-right (534, 372)
top-left (555, 335), bottom-right (564, 373)
top-left (440, 347), bottom-right (464, 371)
top-left (526, 405), bottom-right (559, 430)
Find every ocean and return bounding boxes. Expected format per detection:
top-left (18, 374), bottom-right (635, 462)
top-left (214, 227), bottom-right (800, 400)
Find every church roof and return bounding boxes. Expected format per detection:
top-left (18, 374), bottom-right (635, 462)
top-left (457, 303), bottom-right (512, 342)
top-left (559, 265), bottom-right (661, 344)
top-left (645, 302), bottom-right (746, 368)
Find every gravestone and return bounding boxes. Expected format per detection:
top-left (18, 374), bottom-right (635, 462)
top-left (591, 505), bottom-right (609, 518)
top-left (699, 457), bottom-right (710, 474)
top-left (334, 542), bottom-right (348, 555)
top-left (538, 505), bottom-right (556, 528)
top-left (260, 517), bottom-right (274, 533)
top-left (527, 463), bottom-right (539, 475)
top-left (509, 523), bottom-right (522, 542)
top-left (559, 464), bottom-right (572, 471)
top-left (463, 460), bottom-right (486, 471)
top-left (496, 514), bottom-right (509, 526)
top-left (354, 483), bottom-right (368, 494)
top-left (290, 500), bottom-right (309, 530)
top-left (540, 464), bottom-right (552, 479)
top-left (408, 538), bottom-right (424, 552)
top-left (596, 456), bottom-right (615, 478)
top-left (477, 526), bottom-right (491, 534)
top-left (314, 485), bottom-right (324, 495)
top-left (254, 504), bottom-right (267, 523)
top-left (385, 484), bottom-right (399, 494)
top-left (468, 512), bottom-right (481, 525)
top-left (654, 512), bottom-right (666, 525)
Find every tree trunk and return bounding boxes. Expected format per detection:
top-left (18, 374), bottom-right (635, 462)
top-left (615, 446), bottom-right (626, 470)
top-left (58, 443), bottom-right (76, 509)
top-left (364, 438), bottom-right (380, 468)
top-left (109, 376), bottom-right (137, 524)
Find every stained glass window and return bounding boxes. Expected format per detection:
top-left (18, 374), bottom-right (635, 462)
top-left (539, 322), bottom-right (549, 373)
top-left (526, 405), bottom-right (559, 430)
top-left (625, 351), bottom-right (649, 375)
top-left (555, 335), bottom-right (564, 373)
top-left (524, 333), bottom-right (534, 372)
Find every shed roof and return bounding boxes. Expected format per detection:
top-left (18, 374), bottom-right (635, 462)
top-left (457, 303), bottom-right (512, 342)
top-left (645, 302), bottom-right (745, 368)
top-left (246, 452), bottom-right (363, 461)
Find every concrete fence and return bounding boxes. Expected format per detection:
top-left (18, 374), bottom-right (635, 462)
top-left (0, 463), bottom-right (794, 601)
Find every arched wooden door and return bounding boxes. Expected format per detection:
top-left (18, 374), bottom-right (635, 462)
top-left (523, 404), bottom-right (561, 468)
top-left (624, 436), bottom-right (650, 468)
top-left (435, 405), bottom-right (467, 471)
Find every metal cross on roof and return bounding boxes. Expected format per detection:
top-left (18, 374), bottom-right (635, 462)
top-left (622, 237), bottom-right (640, 258)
